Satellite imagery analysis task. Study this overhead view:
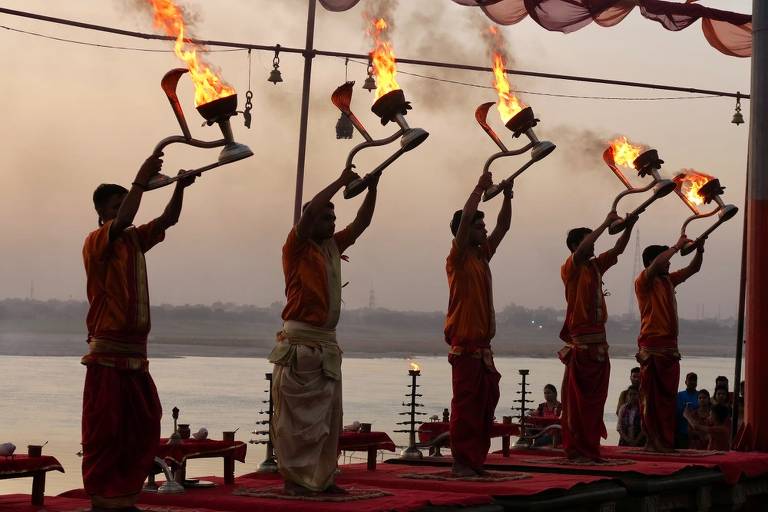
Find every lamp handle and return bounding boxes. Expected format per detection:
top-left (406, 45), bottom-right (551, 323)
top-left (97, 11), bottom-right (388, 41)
top-left (608, 218), bottom-right (626, 235)
top-left (343, 175), bottom-right (373, 199)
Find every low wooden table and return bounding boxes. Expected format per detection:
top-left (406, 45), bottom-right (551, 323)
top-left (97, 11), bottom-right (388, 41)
top-left (418, 421), bottom-right (521, 456)
top-left (338, 431), bottom-right (396, 470)
top-left (155, 438), bottom-right (247, 485)
top-left (0, 455), bottom-right (64, 505)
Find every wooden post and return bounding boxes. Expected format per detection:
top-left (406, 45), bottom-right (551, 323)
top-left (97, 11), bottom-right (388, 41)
top-left (31, 471), bottom-right (46, 506)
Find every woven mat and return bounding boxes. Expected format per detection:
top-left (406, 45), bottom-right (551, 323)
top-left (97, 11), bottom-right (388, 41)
top-left (623, 448), bottom-right (726, 457)
top-left (520, 457), bottom-right (635, 466)
top-left (233, 486), bottom-right (392, 502)
top-left (398, 470), bottom-right (531, 482)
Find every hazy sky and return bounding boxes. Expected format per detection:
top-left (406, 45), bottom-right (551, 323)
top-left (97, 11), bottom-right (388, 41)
top-left (0, 0), bottom-right (752, 319)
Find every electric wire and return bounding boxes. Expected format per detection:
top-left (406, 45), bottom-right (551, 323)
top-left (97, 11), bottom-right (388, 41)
top-left (0, 6), bottom-right (749, 101)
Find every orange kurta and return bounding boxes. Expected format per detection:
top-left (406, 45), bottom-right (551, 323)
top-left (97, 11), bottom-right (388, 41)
top-left (444, 240), bottom-right (496, 349)
top-left (560, 252), bottom-right (617, 341)
top-left (444, 239), bottom-right (500, 470)
top-left (635, 269), bottom-right (685, 450)
top-left (81, 219), bottom-right (165, 500)
top-left (281, 226), bottom-right (355, 329)
top-left (82, 219), bottom-right (165, 367)
top-left (559, 252), bottom-right (617, 460)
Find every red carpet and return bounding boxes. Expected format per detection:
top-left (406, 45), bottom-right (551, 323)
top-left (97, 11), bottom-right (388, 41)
top-left (487, 446), bottom-right (768, 484)
top-left (0, 494), bottom-right (227, 512)
top-left (60, 474), bottom-right (492, 512)
top-left (242, 463), bottom-right (612, 496)
top-left (602, 446), bottom-right (768, 484)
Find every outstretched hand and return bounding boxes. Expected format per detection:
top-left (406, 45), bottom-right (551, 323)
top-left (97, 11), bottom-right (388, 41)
top-left (176, 170), bottom-right (200, 189)
top-left (340, 165), bottom-right (360, 186)
top-left (675, 234), bottom-right (692, 250)
top-left (136, 152), bottom-right (164, 187)
top-left (367, 171), bottom-right (381, 190)
top-left (604, 210), bottom-right (621, 227)
top-left (624, 212), bottom-right (639, 229)
top-left (477, 171), bottom-right (493, 191)
top-left (502, 179), bottom-right (514, 199)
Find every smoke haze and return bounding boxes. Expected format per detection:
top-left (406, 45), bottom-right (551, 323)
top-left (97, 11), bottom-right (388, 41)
top-left (0, 0), bottom-right (751, 322)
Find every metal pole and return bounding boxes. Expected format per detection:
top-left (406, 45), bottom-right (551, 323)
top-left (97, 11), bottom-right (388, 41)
top-left (292, 0), bottom-right (317, 224)
top-left (738, 0), bottom-right (768, 451)
top-left (732, 153), bottom-right (749, 439)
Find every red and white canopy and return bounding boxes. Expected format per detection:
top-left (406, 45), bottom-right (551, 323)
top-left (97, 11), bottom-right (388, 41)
top-left (318, 0), bottom-right (751, 58)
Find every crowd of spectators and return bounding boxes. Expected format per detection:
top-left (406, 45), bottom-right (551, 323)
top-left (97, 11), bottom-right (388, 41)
top-left (614, 369), bottom-right (741, 450)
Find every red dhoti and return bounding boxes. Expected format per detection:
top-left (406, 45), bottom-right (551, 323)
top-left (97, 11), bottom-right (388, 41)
top-left (637, 338), bottom-right (680, 450)
top-left (559, 335), bottom-right (610, 460)
top-left (449, 348), bottom-right (500, 469)
top-left (82, 364), bottom-right (162, 499)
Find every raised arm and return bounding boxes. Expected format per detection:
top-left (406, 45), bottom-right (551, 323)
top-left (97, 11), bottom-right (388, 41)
top-left (297, 166), bottom-right (360, 238)
top-left (155, 172), bottom-right (198, 231)
top-left (343, 173), bottom-right (379, 243)
top-left (110, 153), bottom-right (163, 242)
top-left (455, 172), bottom-right (493, 251)
top-left (602, 213), bottom-right (638, 261)
top-left (488, 182), bottom-right (513, 254)
top-left (672, 242), bottom-right (705, 284)
top-left (646, 235), bottom-right (690, 279)
top-left (573, 211), bottom-right (621, 265)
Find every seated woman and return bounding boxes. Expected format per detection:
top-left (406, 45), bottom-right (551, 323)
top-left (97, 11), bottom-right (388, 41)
top-left (529, 384), bottom-right (562, 447)
top-left (688, 389), bottom-right (713, 450)
top-left (617, 387), bottom-right (645, 447)
top-left (533, 384), bottom-right (562, 418)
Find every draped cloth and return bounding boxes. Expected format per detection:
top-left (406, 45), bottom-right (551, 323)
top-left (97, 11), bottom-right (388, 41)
top-left (634, 269), bottom-right (684, 451)
top-left (558, 334), bottom-right (610, 460)
top-left (81, 220), bottom-right (165, 504)
top-left (636, 338), bottom-right (680, 451)
top-left (81, 365), bottom-right (162, 501)
top-left (318, 0), bottom-right (751, 57)
top-left (270, 321), bottom-right (343, 492)
top-left (449, 346), bottom-right (501, 470)
top-left (444, 236), bottom-right (499, 471)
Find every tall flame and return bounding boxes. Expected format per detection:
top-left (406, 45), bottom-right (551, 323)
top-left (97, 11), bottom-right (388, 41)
top-left (368, 17), bottom-right (400, 100)
top-left (488, 27), bottom-right (525, 124)
top-left (148, 0), bottom-right (235, 106)
top-left (609, 136), bottom-right (644, 168)
top-left (675, 169), bottom-right (715, 208)
top-left (409, 361), bottom-right (421, 372)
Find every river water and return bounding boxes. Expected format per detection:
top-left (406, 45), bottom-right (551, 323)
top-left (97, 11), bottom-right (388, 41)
top-left (0, 354), bottom-right (736, 495)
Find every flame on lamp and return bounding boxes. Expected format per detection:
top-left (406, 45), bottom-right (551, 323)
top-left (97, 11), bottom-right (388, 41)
top-left (608, 136), bottom-right (645, 169)
top-left (488, 27), bottom-right (525, 124)
top-left (409, 361), bottom-right (421, 372)
top-left (148, 0), bottom-right (235, 106)
top-left (367, 17), bottom-right (400, 100)
top-left (674, 169), bottom-right (715, 213)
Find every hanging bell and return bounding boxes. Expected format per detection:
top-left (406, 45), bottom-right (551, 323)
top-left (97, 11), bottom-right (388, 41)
top-left (335, 113), bottom-right (354, 139)
top-left (268, 66), bottom-right (283, 85)
top-left (731, 92), bottom-right (744, 126)
top-left (362, 75), bottom-right (377, 92)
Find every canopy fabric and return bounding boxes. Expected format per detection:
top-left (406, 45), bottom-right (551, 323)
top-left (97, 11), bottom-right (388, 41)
top-left (317, 0), bottom-right (751, 58)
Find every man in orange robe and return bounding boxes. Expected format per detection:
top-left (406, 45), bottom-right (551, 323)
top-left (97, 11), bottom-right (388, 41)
top-left (560, 211), bottom-right (637, 461)
top-left (270, 166), bottom-right (379, 495)
top-left (81, 153), bottom-right (197, 510)
top-left (445, 171), bottom-right (512, 476)
top-left (635, 237), bottom-right (704, 452)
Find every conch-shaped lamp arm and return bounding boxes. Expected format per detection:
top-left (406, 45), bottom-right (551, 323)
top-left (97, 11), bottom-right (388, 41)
top-left (476, 102), bottom-right (554, 201)
top-left (332, 82), bottom-right (423, 200)
top-left (678, 194), bottom-right (738, 255)
top-left (147, 69), bottom-right (252, 191)
top-left (603, 147), bottom-right (675, 234)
